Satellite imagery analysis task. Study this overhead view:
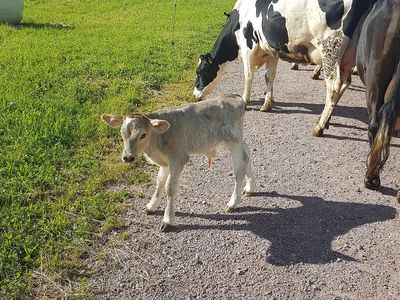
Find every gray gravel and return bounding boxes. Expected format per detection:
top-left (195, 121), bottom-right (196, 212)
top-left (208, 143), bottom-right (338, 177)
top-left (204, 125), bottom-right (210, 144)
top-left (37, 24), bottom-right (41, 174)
top-left (88, 60), bottom-right (400, 300)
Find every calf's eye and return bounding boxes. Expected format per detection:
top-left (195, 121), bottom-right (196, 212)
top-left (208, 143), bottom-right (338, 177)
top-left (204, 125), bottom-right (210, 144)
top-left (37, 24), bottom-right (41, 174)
top-left (140, 133), bottom-right (146, 140)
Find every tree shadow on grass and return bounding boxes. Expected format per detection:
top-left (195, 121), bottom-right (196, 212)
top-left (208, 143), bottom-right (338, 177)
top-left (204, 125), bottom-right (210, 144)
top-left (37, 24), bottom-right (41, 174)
top-left (12, 22), bottom-right (74, 30)
top-left (174, 191), bottom-right (397, 266)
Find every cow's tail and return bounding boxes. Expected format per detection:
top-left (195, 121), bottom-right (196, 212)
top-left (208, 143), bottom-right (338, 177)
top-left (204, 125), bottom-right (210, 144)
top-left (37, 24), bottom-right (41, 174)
top-left (368, 61), bottom-right (400, 175)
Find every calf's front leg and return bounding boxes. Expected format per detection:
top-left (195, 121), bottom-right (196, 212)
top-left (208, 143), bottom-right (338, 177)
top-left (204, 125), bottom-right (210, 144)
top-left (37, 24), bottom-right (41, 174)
top-left (161, 158), bottom-right (187, 232)
top-left (145, 166), bottom-right (169, 214)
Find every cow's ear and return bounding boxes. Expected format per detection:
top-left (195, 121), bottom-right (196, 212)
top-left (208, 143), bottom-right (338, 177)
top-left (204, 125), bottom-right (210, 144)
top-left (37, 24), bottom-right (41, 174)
top-left (149, 119), bottom-right (170, 134)
top-left (101, 114), bottom-right (124, 128)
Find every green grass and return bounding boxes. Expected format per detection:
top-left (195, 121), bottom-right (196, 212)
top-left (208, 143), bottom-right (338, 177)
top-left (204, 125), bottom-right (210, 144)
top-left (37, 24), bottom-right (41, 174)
top-left (0, 0), bottom-right (234, 297)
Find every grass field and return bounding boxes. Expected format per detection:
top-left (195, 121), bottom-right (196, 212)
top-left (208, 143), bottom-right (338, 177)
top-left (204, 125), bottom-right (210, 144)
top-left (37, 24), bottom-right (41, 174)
top-left (0, 0), bottom-right (233, 297)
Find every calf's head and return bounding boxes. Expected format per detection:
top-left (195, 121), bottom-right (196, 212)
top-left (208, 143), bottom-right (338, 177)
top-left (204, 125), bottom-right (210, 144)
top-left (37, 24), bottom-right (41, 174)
top-left (101, 114), bottom-right (170, 163)
top-left (193, 53), bottom-right (224, 101)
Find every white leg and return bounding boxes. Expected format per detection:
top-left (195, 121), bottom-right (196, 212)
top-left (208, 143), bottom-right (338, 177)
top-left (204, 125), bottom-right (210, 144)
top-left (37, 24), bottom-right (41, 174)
top-left (311, 65), bottom-right (322, 80)
top-left (145, 167), bottom-right (169, 213)
top-left (243, 142), bottom-right (255, 196)
top-left (260, 57), bottom-right (278, 112)
top-left (161, 159), bottom-right (187, 231)
top-left (242, 52), bottom-right (255, 104)
top-left (225, 144), bottom-right (248, 212)
top-left (312, 66), bottom-right (351, 137)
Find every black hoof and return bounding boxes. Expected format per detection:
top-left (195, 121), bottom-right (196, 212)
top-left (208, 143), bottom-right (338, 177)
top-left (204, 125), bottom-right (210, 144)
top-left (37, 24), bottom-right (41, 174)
top-left (364, 174), bottom-right (381, 190)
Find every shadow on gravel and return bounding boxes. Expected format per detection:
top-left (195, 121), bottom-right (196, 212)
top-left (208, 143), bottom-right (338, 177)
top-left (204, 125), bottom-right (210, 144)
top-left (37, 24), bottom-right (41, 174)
top-left (247, 100), bottom-right (368, 125)
top-left (175, 191), bottom-right (397, 266)
top-left (324, 134), bottom-right (400, 148)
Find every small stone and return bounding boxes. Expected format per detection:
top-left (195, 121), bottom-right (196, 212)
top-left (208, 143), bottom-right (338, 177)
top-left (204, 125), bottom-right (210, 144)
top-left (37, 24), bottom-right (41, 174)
top-left (234, 268), bottom-right (248, 275)
top-left (194, 254), bottom-right (202, 265)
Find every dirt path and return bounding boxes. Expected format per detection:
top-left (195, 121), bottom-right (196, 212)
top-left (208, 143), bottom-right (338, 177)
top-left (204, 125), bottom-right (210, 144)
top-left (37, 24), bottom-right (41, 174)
top-left (89, 60), bottom-right (400, 299)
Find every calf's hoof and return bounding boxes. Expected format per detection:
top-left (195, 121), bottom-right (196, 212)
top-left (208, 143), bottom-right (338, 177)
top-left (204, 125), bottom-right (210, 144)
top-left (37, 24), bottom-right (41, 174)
top-left (160, 222), bottom-right (173, 232)
top-left (364, 174), bottom-right (381, 190)
top-left (311, 126), bottom-right (324, 137)
top-left (260, 102), bottom-right (273, 112)
top-left (225, 205), bottom-right (235, 213)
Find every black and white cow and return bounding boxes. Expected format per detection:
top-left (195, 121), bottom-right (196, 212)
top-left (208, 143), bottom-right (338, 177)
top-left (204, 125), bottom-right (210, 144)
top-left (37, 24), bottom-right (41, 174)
top-left (194, 0), bottom-right (376, 136)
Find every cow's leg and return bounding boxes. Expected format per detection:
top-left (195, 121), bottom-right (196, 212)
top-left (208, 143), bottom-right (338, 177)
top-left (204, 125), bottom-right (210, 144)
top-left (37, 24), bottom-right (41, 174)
top-left (145, 166), bottom-right (169, 214)
top-left (161, 157), bottom-right (188, 231)
top-left (225, 143), bottom-right (249, 212)
top-left (364, 77), bottom-right (386, 190)
top-left (260, 56), bottom-right (278, 112)
top-left (312, 66), bottom-right (352, 137)
top-left (242, 142), bottom-right (255, 196)
top-left (242, 51), bottom-right (255, 105)
top-left (311, 65), bottom-right (322, 80)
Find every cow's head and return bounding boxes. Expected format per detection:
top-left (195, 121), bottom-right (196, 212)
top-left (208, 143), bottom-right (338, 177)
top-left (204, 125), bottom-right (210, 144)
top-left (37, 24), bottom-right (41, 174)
top-left (193, 53), bottom-right (226, 101)
top-left (101, 114), bottom-right (170, 163)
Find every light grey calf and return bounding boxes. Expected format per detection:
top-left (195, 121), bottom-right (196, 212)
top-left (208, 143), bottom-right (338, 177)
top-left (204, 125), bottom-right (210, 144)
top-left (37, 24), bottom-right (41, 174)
top-left (102, 94), bottom-right (255, 231)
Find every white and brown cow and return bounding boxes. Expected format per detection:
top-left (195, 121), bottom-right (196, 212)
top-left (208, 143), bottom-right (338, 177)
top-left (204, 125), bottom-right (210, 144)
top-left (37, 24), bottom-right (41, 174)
top-left (194, 0), bottom-right (376, 136)
top-left (102, 94), bottom-right (255, 231)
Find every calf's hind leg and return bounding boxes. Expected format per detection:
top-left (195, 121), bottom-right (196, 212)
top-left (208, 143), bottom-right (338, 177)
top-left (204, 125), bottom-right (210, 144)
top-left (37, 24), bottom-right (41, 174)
top-left (243, 142), bottom-right (255, 196)
top-left (225, 143), bottom-right (251, 212)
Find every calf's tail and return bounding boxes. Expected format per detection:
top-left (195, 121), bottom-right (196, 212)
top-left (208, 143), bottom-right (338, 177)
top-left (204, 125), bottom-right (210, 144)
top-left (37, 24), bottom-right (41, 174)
top-left (368, 61), bottom-right (400, 175)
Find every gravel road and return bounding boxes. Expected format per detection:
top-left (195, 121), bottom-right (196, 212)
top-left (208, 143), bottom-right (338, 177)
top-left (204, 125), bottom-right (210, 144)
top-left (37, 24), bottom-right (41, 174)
top-left (88, 60), bottom-right (400, 300)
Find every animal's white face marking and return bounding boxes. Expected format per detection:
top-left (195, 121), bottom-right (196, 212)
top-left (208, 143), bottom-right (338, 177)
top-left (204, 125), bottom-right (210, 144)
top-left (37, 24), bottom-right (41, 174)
top-left (193, 62), bottom-right (229, 101)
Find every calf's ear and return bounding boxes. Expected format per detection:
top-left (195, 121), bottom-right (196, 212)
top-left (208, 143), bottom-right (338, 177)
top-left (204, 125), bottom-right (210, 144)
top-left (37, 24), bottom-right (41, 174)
top-left (101, 114), bottom-right (124, 128)
top-left (149, 119), bottom-right (170, 134)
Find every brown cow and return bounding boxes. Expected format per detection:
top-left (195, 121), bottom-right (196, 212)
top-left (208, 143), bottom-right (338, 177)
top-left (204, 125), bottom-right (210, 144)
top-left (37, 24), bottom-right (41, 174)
top-left (356, 0), bottom-right (400, 201)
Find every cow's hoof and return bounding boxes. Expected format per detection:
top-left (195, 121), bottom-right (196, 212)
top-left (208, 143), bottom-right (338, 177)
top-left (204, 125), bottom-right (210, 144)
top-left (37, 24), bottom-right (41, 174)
top-left (145, 208), bottom-right (156, 215)
top-left (290, 64), bottom-right (299, 70)
top-left (242, 190), bottom-right (252, 197)
top-left (260, 102), bottom-right (273, 112)
top-left (225, 205), bottom-right (235, 213)
top-left (160, 222), bottom-right (173, 232)
top-left (364, 174), bottom-right (381, 190)
top-left (396, 190), bottom-right (400, 203)
top-left (311, 74), bottom-right (320, 80)
top-left (311, 126), bottom-right (324, 137)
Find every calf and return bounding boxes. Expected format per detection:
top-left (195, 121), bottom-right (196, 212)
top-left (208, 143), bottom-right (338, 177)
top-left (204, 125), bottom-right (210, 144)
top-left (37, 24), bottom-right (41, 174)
top-left (356, 0), bottom-right (400, 201)
top-left (102, 94), bottom-right (255, 231)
